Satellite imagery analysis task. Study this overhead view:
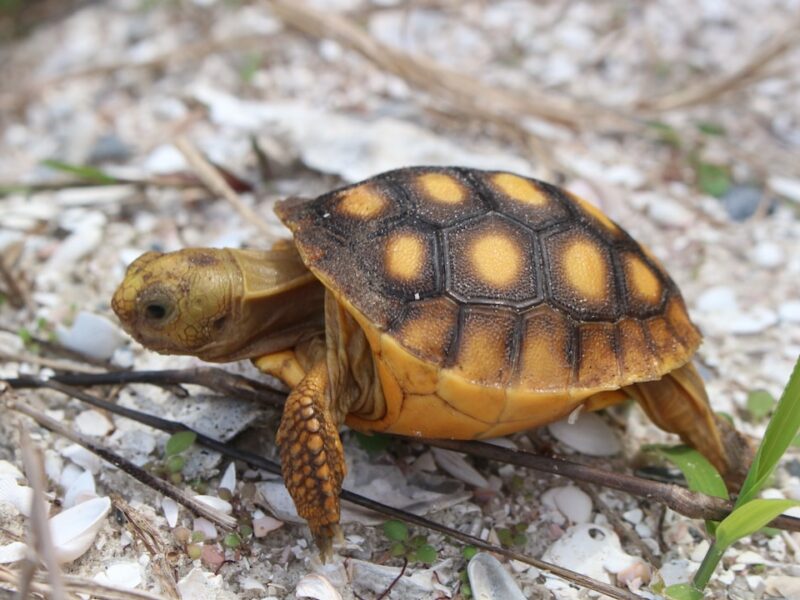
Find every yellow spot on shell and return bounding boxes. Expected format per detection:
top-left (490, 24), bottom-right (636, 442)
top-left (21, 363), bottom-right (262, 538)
top-left (571, 193), bottom-right (618, 233)
top-left (418, 173), bottom-right (464, 204)
top-left (337, 185), bottom-right (386, 219)
top-left (562, 239), bottom-right (608, 300)
top-left (470, 233), bottom-right (522, 287)
top-left (625, 255), bottom-right (662, 304)
top-left (385, 233), bottom-right (425, 282)
top-left (492, 173), bottom-right (547, 206)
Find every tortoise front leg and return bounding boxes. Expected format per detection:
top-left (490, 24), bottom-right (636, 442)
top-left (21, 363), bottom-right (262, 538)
top-left (276, 359), bottom-right (346, 559)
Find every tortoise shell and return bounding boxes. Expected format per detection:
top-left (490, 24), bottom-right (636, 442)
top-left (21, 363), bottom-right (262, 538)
top-left (277, 167), bottom-right (700, 437)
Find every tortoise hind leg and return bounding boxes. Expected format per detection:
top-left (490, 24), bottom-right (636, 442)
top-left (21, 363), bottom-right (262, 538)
top-left (276, 359), bottom-right (346, 559)
top-left (627, 362), bottom-right (751, 489)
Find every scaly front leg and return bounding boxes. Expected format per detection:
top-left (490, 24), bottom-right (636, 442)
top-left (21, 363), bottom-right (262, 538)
top-left (276, 359), bottom-right (346, 559)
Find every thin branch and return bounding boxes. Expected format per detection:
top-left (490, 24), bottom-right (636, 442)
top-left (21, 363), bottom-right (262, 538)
top-left (0, 565), bottom-right (165, 600)
top-left (19, 428), bottom-right (66, 600)
top-left (6, 372), bottom-right (800, 532)
top-left (8, 381), bottom-right (639, 599)
top-left (174, 137), bottom-right (274, 239)
top-left (4, 370), bottom-right (286, 408)
top-left (266, 0), bottom-right (632, 133)
top-left (639, 13), bottom-right (800, 111)
top-left (10, 401), bottom-right (237, 531)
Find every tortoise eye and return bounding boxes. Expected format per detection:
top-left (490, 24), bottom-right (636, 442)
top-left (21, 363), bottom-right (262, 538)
top-left (145, 303), bottom-right (168, 320)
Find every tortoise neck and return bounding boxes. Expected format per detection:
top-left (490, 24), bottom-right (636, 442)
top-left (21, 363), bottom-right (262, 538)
top-left (202, 248), bottom-right (326, 362)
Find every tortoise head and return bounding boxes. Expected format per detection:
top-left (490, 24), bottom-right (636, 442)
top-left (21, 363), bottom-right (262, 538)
top-left (112, 247), bottom-right (324, 362)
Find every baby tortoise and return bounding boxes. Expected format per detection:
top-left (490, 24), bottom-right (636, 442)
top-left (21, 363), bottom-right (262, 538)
top-left (112, 167), bottom-right (749, 557)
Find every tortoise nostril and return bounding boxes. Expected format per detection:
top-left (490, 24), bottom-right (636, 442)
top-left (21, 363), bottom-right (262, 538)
top-left (145, 303), bottom-right (168, 320)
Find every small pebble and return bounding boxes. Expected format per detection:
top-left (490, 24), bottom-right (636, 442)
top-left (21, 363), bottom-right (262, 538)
top-left (56, 312), bottom-right (127, 361)
top-left (253, 515), bottom-right (284, 538)
top-left (721, 185), bottom-right (763, 221)
top-left (751, 241), bottom-right (785, 268)
top-left (541, 486), bottom-right (593, 523)
top-left (647, 198), bottom-right (694, 227)
top-left (74, 410), bottom-right (114, 437)
top-left (548, 412), bottom-right (621, 456)
top-left (622, 508), bottom-right (643, 525)
top-left (779, 301), bottom-right (800, 323)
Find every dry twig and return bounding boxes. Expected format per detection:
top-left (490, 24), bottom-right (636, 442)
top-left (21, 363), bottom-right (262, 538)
top-left (6, 379), bottom-right (640, 599)
top-left (19, 427), bottom-right (66, 600)
top-left (7, 371), bottom-right (800, 532)
top-left (0, 565), bottom-right (164, 600)
top-left (174, 136), bottom-right (274, 238)
top-left (639, 13), bottom-right (800, 111)
top-left (10, 401), bottom-right (237, 531)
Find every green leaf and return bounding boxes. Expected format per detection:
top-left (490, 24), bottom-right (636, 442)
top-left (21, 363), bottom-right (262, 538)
top-left (696, 121), bottom-right (726, 136)
top-left (165, 431), bottom-right (197, 457)
top-left (716, 499), bottom-right (800, 550)
top-left (41, 159), bottom-right (118, 184)
top-left (652, 445), bottom-right (728, 499)
top-left (413, 544), bottom-right (437, 564)
top-left (390, 542), bottom-right (406, 557)
top-left (355, 431), bottom-right (391, 455)
top-left (382, 520), bottom-right (408, 542)
top-left (695, 161), bottom-right (731, 197)
top-left (223, 533), bottom-right (242, 548)
top-left (746, 389), bottom-right (776, 420)
top-left (462, 545), bottom-right (477, 561)
top-left (664, 583), bottom-right (703, 600)
top-left (737, 356), bottom-right (800, 507)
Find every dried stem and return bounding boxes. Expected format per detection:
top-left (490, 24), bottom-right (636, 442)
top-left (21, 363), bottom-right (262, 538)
top-left (6, 371), bottom-right (800, 532)
top-left (10, 401), bottom-right (237, 531)
top-left (19, 428), bottom-right (66, 600)
top-left (0, 565), bottom-right (165, 600)
top-left (639, 13), bottom-right (800, 111)
top-left (174, 136), bottom-right (274, 238)
top-left (7, 381), bottom-right (639, 599)
top-left (266, 0), bottom-right (632, 134)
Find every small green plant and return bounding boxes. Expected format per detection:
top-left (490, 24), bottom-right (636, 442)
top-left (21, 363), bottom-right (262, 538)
top-left (495, 522), bottom-right (528, 548)
top-left (746, 389), bottom-right (776, 421)
top-left (159, 431), bottom-right (197, 484)
top-left (382, 520), bottom-right (438, 564)
top-left (661, 355), bottom-right (800, 599)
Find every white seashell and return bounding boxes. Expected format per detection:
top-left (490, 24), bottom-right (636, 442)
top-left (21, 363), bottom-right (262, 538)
top-left (0, 478), bottom-right (34, 516)
top-left (44, 451), bottom-right (64, 483)
top-left (219, 462), bottom-right (236, 493)
top-left (63, 470), bottom-right (96, 509)
top-left (0, 542), bottom-right (27, 564)
top-left (467, 552), bottom-right (526, 600)
top-left (542, 524), bottom-right (642, 586)
top-left (0, 460), bottom-right (23, 481)
top-left (177, 567), bottom-right (224, 598)
top-left (548, 412), bottom-right (621, 457)
top-left (296, 573), bottom-right (343, 600)
top-left (240, 576), bottom-right (266, 592)
top-left (779, 301), bottom-right (800, 324)
top-left (61, 444), bottom-right (102, 474)
top-left (541, 486), bottom-right (592, 523)
top-left (49, 496), bottom-right (111, 563)
top-left (193, 495), bottom-right (233, 515)
top-left (74, 410), bottom-right (114, 437)
top-left (252, 515), bottom-right (284, 538)
top-left (93, 561), bottom-right (142, 589)
top-left (256, 482), bottom-right (303, 523)
top-left (162, 497), bottom-right (179, 528)
top-left (192, 517), bottom-right (218, 540)
top-left (56, 311), bottom-right (127, 361)
top-left (431, 447), bottom-right (489, 488)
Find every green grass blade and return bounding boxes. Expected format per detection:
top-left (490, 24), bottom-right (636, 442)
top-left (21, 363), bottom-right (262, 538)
top-left (664, 583), bottom-right (703, 600)
top-left (736, 356), bottom-right (800, 507)
top-left (652, 445), bottom-right (728, 499)
top-left (715, 499), bottom-right (800, 550)
top-left (41, 159), bottom-right (118, 184)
